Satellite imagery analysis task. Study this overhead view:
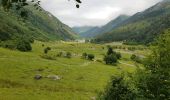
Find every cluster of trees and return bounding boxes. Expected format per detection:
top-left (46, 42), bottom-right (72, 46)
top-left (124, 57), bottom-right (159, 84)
top-left (104, 46), bottom-right (121, 65)
top-left (82, 53), bottom-right (95, 61)
top-left (42, 46), bottom-right (72, 60)
top-left (0, 38), bottom-right (33, 52)
top-left (99, 29), bottom-right (170, 99)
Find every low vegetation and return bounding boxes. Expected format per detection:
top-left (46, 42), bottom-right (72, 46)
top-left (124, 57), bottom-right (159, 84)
top-left (0, 41), bottom-right (141, 100)
top-left (99, 29), bottom-right (170, 100)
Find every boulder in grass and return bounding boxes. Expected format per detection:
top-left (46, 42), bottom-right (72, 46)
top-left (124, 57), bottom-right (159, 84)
top-left (34, 74), bottom-right (42, 80)
top-left (91, 96), bottom-right (96, 100)
top-left (46, 75), bottom-right (61, 80)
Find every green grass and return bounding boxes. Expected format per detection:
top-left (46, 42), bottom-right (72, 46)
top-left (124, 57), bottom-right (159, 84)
top-left (0, 41), bottom-right (143, 100)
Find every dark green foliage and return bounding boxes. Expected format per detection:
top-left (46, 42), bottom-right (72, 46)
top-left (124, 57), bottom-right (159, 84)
top-left (107, 47), bottom-right (116, 56)
top-left (104, 47), bottom-right (121, 65)
top-left (130, 54), bottom-right (137, 60)
top-left (0, 40), bottom-right (17, 49)
top-left (130, 54), bottom-right (142, 63)
top-left (87, 54), bottom-right (95, 60)
top-left (16, 39), bottom-right (32, 51)
top-left (104, 54), bottom-right (117, 65)
top-left (82, 52), bottom-right (87, 59)
top-left (57, 52), bottom-right (63, 57)
top-left (99, 76), bottom-right (135, 100)
top-left (44, 47), bottom-right (51, 54)
top-left (116, 52), bottom-right (121, 59)
top-left (136, 29), bottom-right (170, 99)
top-left (66, 52), bottom-right (72, 58)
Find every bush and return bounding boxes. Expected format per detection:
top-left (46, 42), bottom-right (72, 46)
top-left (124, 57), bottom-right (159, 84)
top-left (57, 52), bottom-right (63, 57)
top-left (16, 40), bottom-right (32, 52)
top-left (107, 47), bottom-right (116, 55)
top-left (66, 52), bottom-right (72, 58)
top-left (98, 76), bottom-right (135, 100)
top-left (87, 54), bottom-right (95, 60)
top-left (131, 54), bottom-right (142, 63)
top-left (82, 53), bottom-right (87, 59)
top-left (131, 54), bottom-right (137, 60)
top-left (104, 54), bottom-right (117, 65)
top-left (44, 47), bottom-right (51, 54)
top-left (116, 52), bottom-right (122, 59)
top-left (40, 54), bottom-right (56, 60)
top-left (0, 40), bottom-right (17, 50)
top-left (28, 38), bottom-right (34, 43)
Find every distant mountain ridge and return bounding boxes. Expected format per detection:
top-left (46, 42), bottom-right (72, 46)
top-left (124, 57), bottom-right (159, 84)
top-left (73, 15), bottom-right (129, 38)
top-left (95, 0), bottom-right (170, 44)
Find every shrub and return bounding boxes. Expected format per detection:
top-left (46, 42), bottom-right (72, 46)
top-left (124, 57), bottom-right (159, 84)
top-left (107, 46), bottom-right (117, 56)
top-left (131, 54), bottom-right (142, 63)
top-left (28, 38), bottom-right (34, 43)
top-left (16, 39), bottom-right (32, 52)
top-left (66, 52), bottom-right (72, 58)
top-left (104, 54), bottom-right (117, 65)
top-left (116, 52), bottom-right (122, 59)
top-left (82, 52), bottom-right (87, 59)
top-left (44, 47), bottom-right (51, 54)
top-left (0, 40), bottom-right (17, 50)
top-left (87, 54), bottom-right (95, 60)
top-left (131, 54), bottom-right (137, 60)
top-left (98, 76), bottom-right (135, 100)
top-left (57, 52), bottom-right (63, 57)
top-left (40, 54), bottom-right (56, 60)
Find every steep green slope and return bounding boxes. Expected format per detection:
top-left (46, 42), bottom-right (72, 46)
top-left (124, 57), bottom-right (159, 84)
top-left (95, 0), bottom-right (170, 44)
top-left (0, 4), bottom-right (76, 42)
top-left (74, 15), bottom-right (129, 38)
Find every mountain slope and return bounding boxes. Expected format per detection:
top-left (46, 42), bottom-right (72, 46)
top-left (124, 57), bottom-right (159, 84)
top-left (72, 26), bottom-right (95, 34)
top-left (95, 0), bottom-right (170, 44)
top-left (0, 4), bottom-right (76, 42)
top-left (74, 15), bottom-right (129, 38)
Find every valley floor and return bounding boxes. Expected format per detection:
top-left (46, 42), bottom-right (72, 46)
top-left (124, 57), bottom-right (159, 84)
top-left (0, 41), bottom-right (145, 100)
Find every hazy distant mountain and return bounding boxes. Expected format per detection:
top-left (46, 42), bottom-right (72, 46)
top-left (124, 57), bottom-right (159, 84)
top-left (95, 0), bottom-right (170, 44)
top-left (73, 15), bottom-right (129, 38)
top-left (0, 4), bottom-right (77, 41)
top-left (72, 26), bottom-right (95, 34)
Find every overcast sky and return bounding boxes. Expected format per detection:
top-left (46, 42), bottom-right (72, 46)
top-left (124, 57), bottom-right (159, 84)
top-left (40, 0), bottom-right (162, 27)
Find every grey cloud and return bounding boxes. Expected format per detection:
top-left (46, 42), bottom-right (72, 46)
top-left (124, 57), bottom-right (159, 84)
top-left (41, 0), bottom-right (163, 27)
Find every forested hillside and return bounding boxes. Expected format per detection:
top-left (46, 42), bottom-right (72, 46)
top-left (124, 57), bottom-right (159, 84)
top-left (95, 0), bottom-right (170, 44)
top-left (0, 4), bottom-right (76, 42)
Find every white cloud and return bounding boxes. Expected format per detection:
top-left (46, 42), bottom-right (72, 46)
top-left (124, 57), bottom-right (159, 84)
top-left (40, 0), bottom-right (163, 27)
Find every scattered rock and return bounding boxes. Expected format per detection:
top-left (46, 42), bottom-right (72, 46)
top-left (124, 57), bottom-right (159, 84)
top-left (46, 75), bottom-right (61, 80)
top-left (91, 96), bottom-right (96, 100)
top-left (34, 74), bottom-right (42, 80)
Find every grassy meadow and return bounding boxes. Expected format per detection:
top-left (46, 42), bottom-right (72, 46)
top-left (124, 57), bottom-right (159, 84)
top-left (0, 41), bottom-right (146, 100)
